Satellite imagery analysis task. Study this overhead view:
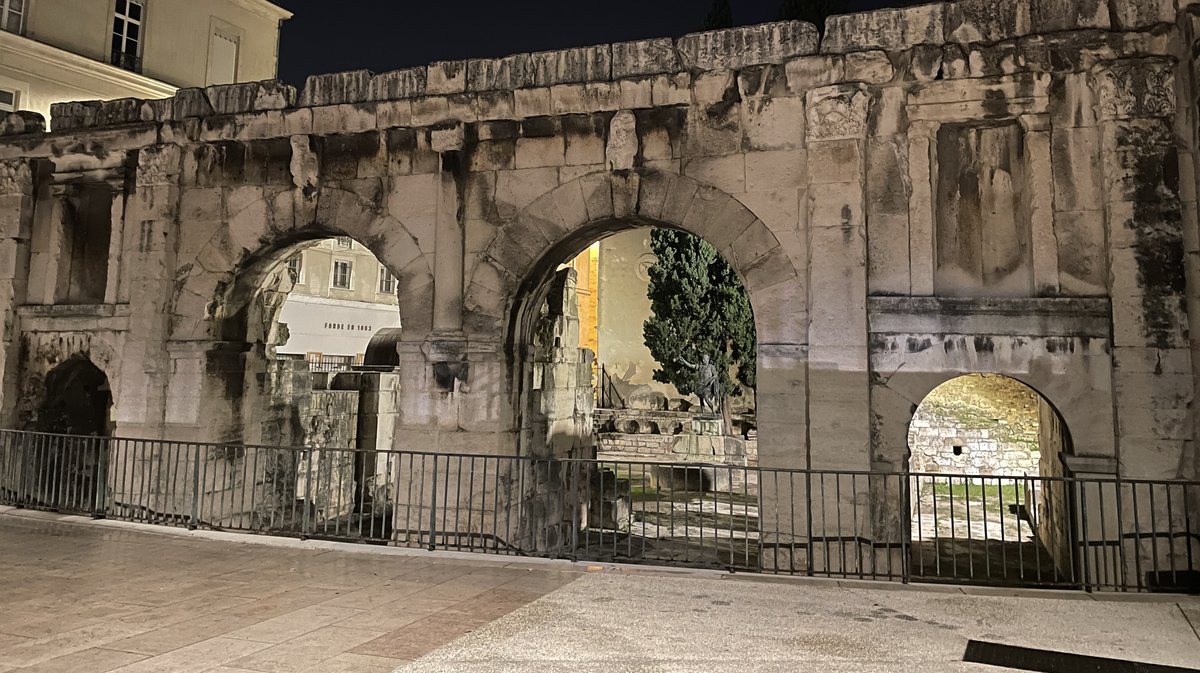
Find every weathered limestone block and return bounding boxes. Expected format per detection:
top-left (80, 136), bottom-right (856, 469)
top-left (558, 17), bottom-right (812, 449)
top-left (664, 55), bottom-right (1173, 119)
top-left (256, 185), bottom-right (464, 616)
top-left (822, 3), bottom-right (944, 54)
top-left (299, 70), bottom-right (372, 107)
top-left (529, 45), bottom-right (612, 87)
top-left (1031, 0), bottom-right (1110, 32)
top-left (368, 68), bottom-right (427, 101)
top-left (677, 21), bottom-right (818, 72)
top-left (468, 54), bottom-right (533, 92)
top-left (945, 0), bottom-right (1032, 43)
top-left (805, 84), bottom-right (871, 142)
top-left (49, 101), bottom-right (101, 132)
top-left (172, 88), bottom-right (215, 119)
top-left (1094, 58), bottom-right (1175, 121)
top-left (606, 110), bottom-right (637, 171)
top-left (427, 60), bottom-right (467, 95)
top-left (612, 38), bottom-right (680, 79)
top-left (1108, 0), bottom-right (1175, 29)
top-left (205, 80), bottom-right (296, 115)
top-left (0, 112), bottom-right (44, 136)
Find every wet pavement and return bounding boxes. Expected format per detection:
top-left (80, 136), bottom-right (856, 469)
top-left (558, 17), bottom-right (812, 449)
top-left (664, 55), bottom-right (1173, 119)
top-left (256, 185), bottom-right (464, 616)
top-left (1, 506), bottom-right (1198, 673)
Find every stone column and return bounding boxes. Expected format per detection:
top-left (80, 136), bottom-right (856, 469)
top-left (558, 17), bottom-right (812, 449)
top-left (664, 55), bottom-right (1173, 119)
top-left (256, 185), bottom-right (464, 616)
top-left (431, 123), bottom-right (465, 335)
top-left (112, 144), bottom-right (183, 439)
top-left (804, 84), bottom-right (873, 575)
top-left (1020, 113), bottom-right (1060, 296)
top-left (1096, 57), bottom-right (1194, 585)
top-left (907, 120), bottom-right (938, 297)
top-left (26, 184), bottom-right (67, 306)
top-left (0, 160), bottom-right (32, 427)
top-left (104, 179), bottom-right (128, 305)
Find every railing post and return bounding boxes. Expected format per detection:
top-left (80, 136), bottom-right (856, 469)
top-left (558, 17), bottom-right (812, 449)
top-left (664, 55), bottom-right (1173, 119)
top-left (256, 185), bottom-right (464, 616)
top-left (301, 449), bottom-right (313, 540)
top-left (428, 455), bottom-right (439, 551)
top-left (93, 437), bottom-right (110, 518)
top-left (16, 432), bottom-right (28, 509)
top-left (189, 443), bottom-right (200, 530)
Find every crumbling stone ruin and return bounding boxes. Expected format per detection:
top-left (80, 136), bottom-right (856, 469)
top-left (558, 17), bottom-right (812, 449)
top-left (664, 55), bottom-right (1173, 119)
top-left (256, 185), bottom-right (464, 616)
top-left (0, 0), bottom-right (1198, 580)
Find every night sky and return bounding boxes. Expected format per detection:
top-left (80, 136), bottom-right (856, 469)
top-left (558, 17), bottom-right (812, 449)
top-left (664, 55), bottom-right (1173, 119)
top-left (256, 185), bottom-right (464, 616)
top-left (272, 0), bottom-right (905, 86)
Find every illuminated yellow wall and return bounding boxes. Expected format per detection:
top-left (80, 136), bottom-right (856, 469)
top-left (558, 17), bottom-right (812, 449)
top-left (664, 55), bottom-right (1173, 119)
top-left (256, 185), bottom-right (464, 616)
top-left (567, 242), bottom-right (600, 357)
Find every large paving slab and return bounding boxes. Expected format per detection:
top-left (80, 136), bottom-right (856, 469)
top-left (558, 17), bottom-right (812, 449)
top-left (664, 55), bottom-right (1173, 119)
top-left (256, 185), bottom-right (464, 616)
top-left (1, 510), bottom-right (1198, 673)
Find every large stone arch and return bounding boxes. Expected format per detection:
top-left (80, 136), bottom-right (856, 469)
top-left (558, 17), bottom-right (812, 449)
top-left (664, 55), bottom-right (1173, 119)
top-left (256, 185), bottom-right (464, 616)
top-left (464, 170), bottom-right (804, 345)
top-left (170, 185), bottom-right (434, 343)
top-left (463, 169), bottom-right (808, 463)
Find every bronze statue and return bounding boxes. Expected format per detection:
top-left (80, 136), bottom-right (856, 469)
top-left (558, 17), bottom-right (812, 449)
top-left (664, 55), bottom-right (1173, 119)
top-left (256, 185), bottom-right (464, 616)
top-left (678, 353), bottom-right (720, 414)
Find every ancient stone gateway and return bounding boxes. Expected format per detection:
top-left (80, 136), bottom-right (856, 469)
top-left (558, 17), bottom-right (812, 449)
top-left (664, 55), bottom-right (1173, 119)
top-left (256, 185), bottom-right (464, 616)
top-left (0, 0), bottom-right (1198, 581)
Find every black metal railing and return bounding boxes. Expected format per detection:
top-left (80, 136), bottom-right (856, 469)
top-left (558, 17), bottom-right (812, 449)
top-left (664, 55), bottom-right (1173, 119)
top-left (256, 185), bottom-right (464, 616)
top-left (596, 364), bottom-right (625, 410)
top-left (110, 50), bottom-right (142, 73)
top-left (305, 355), bottom-right (355, 374)
top-left (0, 429), bottom-right (1196, 593)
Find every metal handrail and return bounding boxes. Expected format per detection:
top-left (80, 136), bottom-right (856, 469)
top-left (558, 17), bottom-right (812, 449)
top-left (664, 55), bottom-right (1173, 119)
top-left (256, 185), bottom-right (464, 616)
top-left (0, 428), bottom-right (1195, 593)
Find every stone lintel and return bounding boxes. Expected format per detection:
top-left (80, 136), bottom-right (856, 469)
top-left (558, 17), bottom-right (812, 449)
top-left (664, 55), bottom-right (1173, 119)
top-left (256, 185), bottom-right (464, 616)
top-left (867, 297), bottom-right (1112, 338)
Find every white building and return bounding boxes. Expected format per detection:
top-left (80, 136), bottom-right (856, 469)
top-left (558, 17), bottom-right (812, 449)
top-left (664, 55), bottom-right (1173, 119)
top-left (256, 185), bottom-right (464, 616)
top-left (0, 0), bottom-right (291, 119)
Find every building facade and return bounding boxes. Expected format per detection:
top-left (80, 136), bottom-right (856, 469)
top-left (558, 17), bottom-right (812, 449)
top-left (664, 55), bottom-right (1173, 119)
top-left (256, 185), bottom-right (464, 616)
top-left (0, 0), bottom-right (290, 119)
top-left (276, 238), bottom-right (402, 365)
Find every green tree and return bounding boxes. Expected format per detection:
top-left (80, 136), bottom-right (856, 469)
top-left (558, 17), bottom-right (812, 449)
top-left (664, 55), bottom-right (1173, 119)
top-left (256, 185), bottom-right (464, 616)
top-left (701, 0), bottom-right (733, 30)
top-left (643, 229), bottom-right (756, 407)
top-left (777, 0), bottom-right (846, 34)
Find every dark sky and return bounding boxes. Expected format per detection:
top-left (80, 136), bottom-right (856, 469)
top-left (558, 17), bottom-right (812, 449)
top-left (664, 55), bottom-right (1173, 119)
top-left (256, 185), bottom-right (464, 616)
top-left (272, 0), bottom-right (899, 86)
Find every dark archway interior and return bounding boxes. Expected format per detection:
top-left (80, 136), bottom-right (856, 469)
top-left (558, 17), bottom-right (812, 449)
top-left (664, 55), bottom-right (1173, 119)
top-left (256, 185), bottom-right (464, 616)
top-left (25, 357), bottom-right (112, 512)
top-left (36, 357), bottom-right (112, 436)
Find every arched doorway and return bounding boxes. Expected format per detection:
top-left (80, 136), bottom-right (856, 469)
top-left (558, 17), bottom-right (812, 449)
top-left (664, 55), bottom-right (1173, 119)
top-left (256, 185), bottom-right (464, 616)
top-left (907, 374), bottom-right (1075, 586)
top-left (27, 356), bottom-right (113, 512)
top-left (504, 222), bottom-right (760, 563)
top-left (201, 233), bottom-right (402, 536)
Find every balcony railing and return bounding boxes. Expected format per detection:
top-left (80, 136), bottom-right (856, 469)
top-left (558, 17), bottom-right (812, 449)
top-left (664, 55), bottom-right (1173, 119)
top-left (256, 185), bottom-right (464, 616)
top-left (110, 50), bottom-right (142, 73)
top-left (0, 428), bottom-right (1196, 593)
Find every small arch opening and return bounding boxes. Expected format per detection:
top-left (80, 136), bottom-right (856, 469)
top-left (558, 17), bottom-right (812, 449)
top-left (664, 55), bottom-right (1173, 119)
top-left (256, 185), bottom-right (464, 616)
top-left (907, 373), bottom-right (1075, 586)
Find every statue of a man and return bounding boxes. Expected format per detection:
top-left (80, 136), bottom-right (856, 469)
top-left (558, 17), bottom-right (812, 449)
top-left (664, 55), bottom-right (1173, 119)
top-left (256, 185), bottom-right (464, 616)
top-left (678, 353), bottom-right (720, 414)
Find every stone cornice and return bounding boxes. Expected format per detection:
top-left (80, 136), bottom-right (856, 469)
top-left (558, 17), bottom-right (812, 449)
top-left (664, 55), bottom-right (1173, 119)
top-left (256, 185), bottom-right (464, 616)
top-left (229, 0), bottom-right (294, 22)
top-left (0, 30), bottom-right (177, 99)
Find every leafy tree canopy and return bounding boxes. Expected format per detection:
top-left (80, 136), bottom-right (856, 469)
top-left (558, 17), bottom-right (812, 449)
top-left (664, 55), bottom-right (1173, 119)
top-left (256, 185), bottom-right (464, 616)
top-left (643, 229), bottom-right (756, 405)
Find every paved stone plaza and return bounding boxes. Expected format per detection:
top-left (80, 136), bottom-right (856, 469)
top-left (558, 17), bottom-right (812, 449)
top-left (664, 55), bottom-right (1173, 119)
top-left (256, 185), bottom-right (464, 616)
top-left (1, 509), bottom-right (1198, 673)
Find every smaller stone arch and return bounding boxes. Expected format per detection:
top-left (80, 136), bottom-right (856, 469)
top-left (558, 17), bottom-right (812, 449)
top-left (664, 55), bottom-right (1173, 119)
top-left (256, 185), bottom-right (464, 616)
top-left (170, 185), bottom-right (434, 343)
top-left (34, 356), bottom-right (114, 436)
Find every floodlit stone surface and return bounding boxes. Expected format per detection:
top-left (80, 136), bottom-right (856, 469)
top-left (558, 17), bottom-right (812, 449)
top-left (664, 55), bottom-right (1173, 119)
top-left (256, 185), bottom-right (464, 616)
top-left (0, 0), bottom-right (1198, 582)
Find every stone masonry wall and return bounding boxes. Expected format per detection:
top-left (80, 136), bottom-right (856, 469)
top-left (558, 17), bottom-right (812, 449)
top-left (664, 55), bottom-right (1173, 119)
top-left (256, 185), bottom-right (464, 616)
top-left (0, 0), bottom-right (1198, 579)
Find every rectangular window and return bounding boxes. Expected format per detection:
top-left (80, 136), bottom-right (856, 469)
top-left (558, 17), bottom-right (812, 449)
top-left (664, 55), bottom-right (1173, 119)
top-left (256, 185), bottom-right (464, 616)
top-left (111, 0), bottom-right (145, 73)
top-left (207, 27), bottom-right (240, 85)
top-left (0, 89), bottom-right (15, 113)
top-left (286, 254), bottom-right (304, 284)
top-left (1, 0), bottom-right (25, 34)
top-left (332, 260), bottom-right (352, 289)
top-left (378, 265), bottom-right (396, 294)
top-left (337, 236), bottom-right (353, 249)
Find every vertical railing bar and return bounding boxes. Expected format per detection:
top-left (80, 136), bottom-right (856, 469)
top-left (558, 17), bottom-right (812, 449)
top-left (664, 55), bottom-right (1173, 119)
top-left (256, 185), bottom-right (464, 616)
top-left (1131, 481), bottom-right (1143, 591)
top-left (1079, 478), bottom-right (1091, 591)
top-left (1148, 482), bottom-right (1159, 587)
top-left (427, 455), bottom-right (439, 551)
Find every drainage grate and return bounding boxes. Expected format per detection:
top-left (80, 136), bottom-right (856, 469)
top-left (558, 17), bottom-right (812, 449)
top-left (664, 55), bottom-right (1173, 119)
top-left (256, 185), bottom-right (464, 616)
top-left (963, 640), bottom-right (1200, 673)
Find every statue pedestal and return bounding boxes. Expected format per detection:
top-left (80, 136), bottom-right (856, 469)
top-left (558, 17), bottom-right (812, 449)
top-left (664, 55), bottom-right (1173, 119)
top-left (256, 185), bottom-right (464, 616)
top-left (691, 415), bottom-right (724, 436)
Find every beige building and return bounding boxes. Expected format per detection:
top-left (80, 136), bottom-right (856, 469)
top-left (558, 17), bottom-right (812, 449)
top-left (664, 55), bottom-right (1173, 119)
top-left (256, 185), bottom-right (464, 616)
top-left (276, 238), bottom-right (402, 364)
top-left (0, 0), bottom-right (290, 119)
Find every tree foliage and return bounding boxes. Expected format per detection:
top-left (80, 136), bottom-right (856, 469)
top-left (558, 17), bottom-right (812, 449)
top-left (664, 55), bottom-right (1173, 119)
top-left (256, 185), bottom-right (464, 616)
top-left (643, 229), bottom-right (756, 404)
top-left (701, 0), bottom-right (733, 30)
